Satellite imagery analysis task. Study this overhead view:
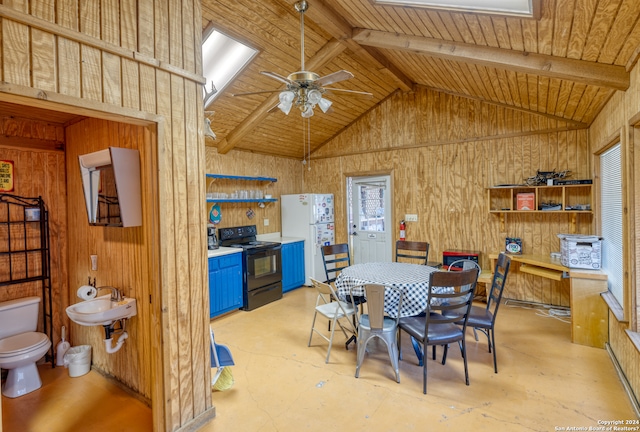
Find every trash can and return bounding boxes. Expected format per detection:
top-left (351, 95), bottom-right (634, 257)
top-left (64, 345), bottom-right (92, 377)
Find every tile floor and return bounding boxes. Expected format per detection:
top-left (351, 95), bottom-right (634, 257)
top-left (2, 286), bottom-right (637, 431)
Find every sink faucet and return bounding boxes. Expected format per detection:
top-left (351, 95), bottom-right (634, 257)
top-left (97, 286), bottom-right (123, 302)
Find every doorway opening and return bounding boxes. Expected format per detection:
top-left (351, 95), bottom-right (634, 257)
top-left (347, 174), bottom-right (392, 264)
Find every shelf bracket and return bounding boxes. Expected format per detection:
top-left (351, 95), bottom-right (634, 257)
top-left (499, 212), bottom-right (505, 232)
top-left (570, 213), bottom-right (577, 234)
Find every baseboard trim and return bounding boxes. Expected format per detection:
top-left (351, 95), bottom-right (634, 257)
top-left (605, 342), bottom-right (640, 418)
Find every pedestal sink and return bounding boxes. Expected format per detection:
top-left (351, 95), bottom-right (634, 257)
top-left (66, 295), bottom-right (137, 326)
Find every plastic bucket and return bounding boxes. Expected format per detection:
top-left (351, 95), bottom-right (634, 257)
top-left (64, 345), bottom-right (92, 377)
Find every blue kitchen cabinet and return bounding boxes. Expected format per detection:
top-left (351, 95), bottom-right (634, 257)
top-left (281, 241), bottom-right (305, 293)
top-left (209, 253), bottom-right (243, 318)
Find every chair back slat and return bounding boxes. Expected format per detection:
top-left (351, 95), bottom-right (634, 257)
top-left (426, 268), bottom-right (478, 330)
top-left (364, 284), bottom-right (385, 329)
top-left (395, 240), bottom-right (430, 265)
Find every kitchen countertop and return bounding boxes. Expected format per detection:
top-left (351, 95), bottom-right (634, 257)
top-left (256, 233), bottom-right (305, 244)
top-left (207, 247), bottom-right (242, 258)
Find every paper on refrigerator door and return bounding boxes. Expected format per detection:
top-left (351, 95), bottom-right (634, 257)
top-left (315, 223), bottom-right (335, 246)
top-left (312, 194), bottom-right (334, 224)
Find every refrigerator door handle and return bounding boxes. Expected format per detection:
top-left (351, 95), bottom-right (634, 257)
top-left (312, 225), bottom-right (318, 256)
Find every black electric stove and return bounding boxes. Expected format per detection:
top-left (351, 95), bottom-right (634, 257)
top-left (218, 225), bottom-right (282, 311)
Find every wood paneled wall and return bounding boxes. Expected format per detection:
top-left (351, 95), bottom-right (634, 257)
top-left (65, 118), bottom-right (153, 397)
top-left (308, 86), bottom-right (591, 306)
top-left (0, 1), bottom-right (211, 431)
top-left (204, 148), bottom-right (304, 232)
top-left (589, 61), bottom-right (640, 411)
top-left (0, 133), bottom-right (67, 351)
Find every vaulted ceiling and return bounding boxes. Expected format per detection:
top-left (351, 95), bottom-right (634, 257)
top-left (203, 0), bottom-right (640, 159)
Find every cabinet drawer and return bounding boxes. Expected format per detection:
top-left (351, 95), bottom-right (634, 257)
top-left (209, 253), bottom-right (242, 271)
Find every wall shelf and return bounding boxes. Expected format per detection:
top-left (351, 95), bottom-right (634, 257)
top-left (206, 174), bottom-right (278, 204)
top-left (0, 194), bottom-right (54, 366)
top-left (206, 174), bottom-right (277, 183)
top-left (486, 184), bottom-right (592, 233)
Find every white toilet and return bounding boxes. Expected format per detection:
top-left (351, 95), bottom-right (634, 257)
top-left (0, 296), bottom-right (52, 398)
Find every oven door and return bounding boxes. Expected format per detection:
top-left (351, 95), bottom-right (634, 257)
top-left (246, 246), bottom-right (282, 291)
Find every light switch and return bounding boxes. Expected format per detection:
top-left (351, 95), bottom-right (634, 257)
top-left (405, 214), bottom-right (418, 222)
top-left (263, 218), bottom-right (269, 226)
top-left (90, 255), bottom-right (98, 271)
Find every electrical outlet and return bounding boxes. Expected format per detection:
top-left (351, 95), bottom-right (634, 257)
top-left (405, 214), bottom-right (418, 222)
top-left (263, 218), bottom-right (269, 226)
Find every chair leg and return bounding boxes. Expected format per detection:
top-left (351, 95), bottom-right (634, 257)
top-left (473, 327), bottom-right (479, 341)
top-left (386, 338), bottom-right (401, 383)
top-left (308, 312), bottom-right (319, 347)
top-left (461, 339), bottom-right (470, 386)
top-left (325, 316), bottom-right (339, 363)
top-left (490, 329), bottom-right (498, 373)
top-left (422, 348), bottom-right (429, 394)
top-left (441, 344), bottom-right (448, 365)
top-left (355, 333), bottom-right (367, 378)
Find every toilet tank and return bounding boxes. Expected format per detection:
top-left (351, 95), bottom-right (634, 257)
top-left (0, 296), bottom-right (41, 340)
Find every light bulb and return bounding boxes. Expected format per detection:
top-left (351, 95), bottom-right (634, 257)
top-left (279, 91), bottom-right (295, 104)
top-left (318, 97), bottom-right (332, 113)
top-left (307, 89), bottom-right (322, 105)
top-left (301, 105), bottom-right (314, 118)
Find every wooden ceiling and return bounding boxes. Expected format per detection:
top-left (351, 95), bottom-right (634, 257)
top-left (202, 0), bottom-right (640, 159)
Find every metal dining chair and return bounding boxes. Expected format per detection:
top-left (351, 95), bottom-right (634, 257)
top-left (351, 284), bottom-right (404, 383)
top-left (308, 278), bottom-right (358, 363)
top-left (464, 253), bottom-right (511, 373)
top-left (398, 268), bottom-right (479, 394)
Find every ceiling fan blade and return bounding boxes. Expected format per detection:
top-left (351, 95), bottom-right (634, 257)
top-left (232, 89), bottom-right (281, 97)
top-left (323, 87), bottom-right (374, 98)
top-left (315, 70), bottom-right (354, 86)
top-left (260, 71), bottom-right (294, 86)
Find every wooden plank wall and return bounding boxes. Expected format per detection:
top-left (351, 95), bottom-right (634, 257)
top-left (589, 61), bottom-right (640, 409)
top-left (204, 148), bottom-right (304, 233)
top-left (309, 86), bottom-right (592, 307)
top-left (0, 118), bottom-right (67, 351)
top-left (0, 1), bottom-right (211, 431)
top-left (65, 118), bottom-right (152, 397)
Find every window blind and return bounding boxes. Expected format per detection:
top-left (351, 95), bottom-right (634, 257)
top-left (600, 144), bottom-right (624, 307)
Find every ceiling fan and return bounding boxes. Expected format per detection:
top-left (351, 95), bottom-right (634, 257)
top-left (232, 0), bottom-right (373, 118)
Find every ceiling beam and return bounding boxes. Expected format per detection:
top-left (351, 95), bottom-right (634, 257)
top-left (289, 0), bottom-right (413, 92)
top-left (353, 28), bottom-right (630, 91)
top-left (216, 38), bottom-right (347, 154)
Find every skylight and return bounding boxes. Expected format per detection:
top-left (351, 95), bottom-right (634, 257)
top-left (202, 29), bottom-right (258, 108)
top-left (373, 0), bottom-right (539, 18)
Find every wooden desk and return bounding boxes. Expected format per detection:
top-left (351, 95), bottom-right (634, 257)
top-left (489, 253), bottom-right (608, 348)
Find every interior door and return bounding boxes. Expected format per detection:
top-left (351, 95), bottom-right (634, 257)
top-left (348, 175), bottom-right (392, 264)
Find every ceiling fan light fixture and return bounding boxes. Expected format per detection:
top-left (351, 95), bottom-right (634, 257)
top-left (278, 101), bottom-right (293, 115)
top-left (318, 97), bottom-right (332, 113)
top-left (307, 89), bottom-right (322, 105)
top-left (301, 105), bottom-right (314, 118)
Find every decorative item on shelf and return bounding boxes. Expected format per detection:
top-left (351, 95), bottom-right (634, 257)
top-left (539, 202), bottom-right (562, 211)
top-left (525, 169), bottom-right (572, 186)
top-left (505, 237), bottom-right (522, 254)
top-left (516, 193), bottom-right (535, 210)
top-left (209, 204), bottom-right (222, 224)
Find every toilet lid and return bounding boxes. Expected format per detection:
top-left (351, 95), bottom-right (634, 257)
top-left (0, 332), bottom-right (50, 356)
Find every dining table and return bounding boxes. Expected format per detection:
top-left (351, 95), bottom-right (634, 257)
top-left (334, 261), bottom-right (447, 365)
top-left (334, 262), bottom-right (444, 318)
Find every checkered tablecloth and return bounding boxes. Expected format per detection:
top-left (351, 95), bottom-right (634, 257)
top-left (334, 262), bottom-right (444, 318)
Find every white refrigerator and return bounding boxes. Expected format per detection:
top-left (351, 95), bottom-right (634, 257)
top-left (281, 194), bottom-right (335, 285)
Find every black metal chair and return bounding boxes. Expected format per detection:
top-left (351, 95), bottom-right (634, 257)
top-left (464, 253), bottom-right (511, 373)
top-left (321, 243), bottom-right (351, 284)
top-left (398, 268), bottom-right (478, 394)
top-left (395, 240), bottom-right (430, 265)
